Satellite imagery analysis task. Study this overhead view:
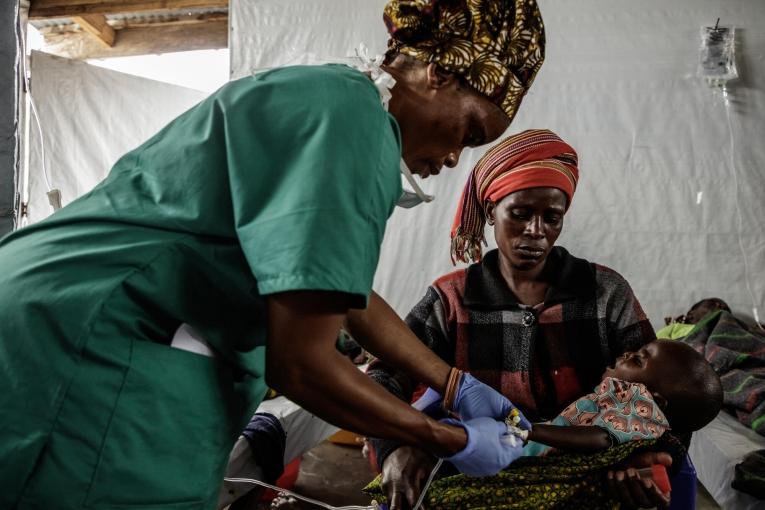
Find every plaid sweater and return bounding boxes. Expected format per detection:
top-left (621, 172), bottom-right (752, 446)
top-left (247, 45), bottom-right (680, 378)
top-left (368, 247), bottom-right (658, 466)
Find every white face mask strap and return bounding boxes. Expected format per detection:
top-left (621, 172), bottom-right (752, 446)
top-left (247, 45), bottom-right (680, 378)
top-left (354, 44), bottom-right (395, 109)
top-left (400, 161), bottom-right (434, 203)
top-left (354, 43), bottom-right (435, 206)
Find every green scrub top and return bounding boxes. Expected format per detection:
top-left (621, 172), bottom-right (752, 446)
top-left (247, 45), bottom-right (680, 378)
top-left (0, 64), bottom-right (402, 509)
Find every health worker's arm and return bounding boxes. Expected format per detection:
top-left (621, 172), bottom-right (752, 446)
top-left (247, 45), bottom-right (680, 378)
top-left (266, 290), bottom-right (464, 457)
top-left (345, 291), bottom-right (452, 394)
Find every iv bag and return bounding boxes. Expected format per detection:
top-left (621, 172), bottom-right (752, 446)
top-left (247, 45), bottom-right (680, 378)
top-left (698, 25), bottom-right (738, 84)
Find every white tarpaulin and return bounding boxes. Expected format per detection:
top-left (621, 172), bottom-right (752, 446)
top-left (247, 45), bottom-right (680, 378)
top-left (691, 411), bottom-right (765, 509)
top-left (231, 0), bottom-right (765, 331)
top-left (25, 51), bottom-right (206, 224)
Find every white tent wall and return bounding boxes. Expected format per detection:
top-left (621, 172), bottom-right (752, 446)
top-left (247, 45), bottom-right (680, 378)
top-left (231, 0), bottom-right (765, 330)
top-left (25, 51), bottom-right (206, 225)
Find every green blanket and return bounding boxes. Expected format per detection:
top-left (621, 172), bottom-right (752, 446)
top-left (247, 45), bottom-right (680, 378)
top-left (364, 441), bottom-right (653, 509)
top-left (680, 311), bottom-right (765, 436)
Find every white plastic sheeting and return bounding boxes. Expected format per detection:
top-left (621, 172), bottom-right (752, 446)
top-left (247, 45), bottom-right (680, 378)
top-left (256, 396), bottom-right (339, 466)
top-left (690, 411), bottom-right (765, 509)
top-left (231, 0), bottom-right (765, 331)
top-left (230, 0), bottom-right (388, 76)
top-left (25, 51), bottom-right (206, 224)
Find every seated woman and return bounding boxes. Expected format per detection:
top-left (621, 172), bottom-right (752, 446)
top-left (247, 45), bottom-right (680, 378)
top-left (367, 129), bottom-right (681, 509)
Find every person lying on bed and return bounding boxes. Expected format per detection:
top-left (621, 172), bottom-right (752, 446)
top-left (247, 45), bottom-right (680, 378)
top-left (367, 130), bottom-right (685, 510)
top-left (660, 298), bottom-right (765, 338)
top-left (659, 298), bottom-right (731, 339)
top-left (522, 339), bottom-right (723, 456)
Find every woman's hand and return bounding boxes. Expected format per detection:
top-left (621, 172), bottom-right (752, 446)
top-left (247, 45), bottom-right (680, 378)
top-left (381, 446), bottom-right (438, 510)
top-left (606, 451), bottom-right (672, 509)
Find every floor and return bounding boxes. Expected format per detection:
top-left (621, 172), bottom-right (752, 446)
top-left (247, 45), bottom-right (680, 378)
top-left (696, 482), bottom-right (721, 510)
top-left (239, 441), bottom-right (722, 509)
top-left (289, 441), bottom-right (377, 507)
top-left (235, 441), bottom-right (376, 510)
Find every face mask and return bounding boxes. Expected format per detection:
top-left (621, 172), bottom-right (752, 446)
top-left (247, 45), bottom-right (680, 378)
top-left (397, 189), bottom-right (428, 209)
top-left (354, 44), bottom-right (435, 209)
top-left (397, 160), bottom-right (434, 208)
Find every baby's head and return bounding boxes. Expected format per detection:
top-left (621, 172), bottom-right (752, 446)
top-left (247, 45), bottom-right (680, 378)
top-left (603, 340), bottom-right (723, 433)
top-left (684, 298), bottom-right (730, 324)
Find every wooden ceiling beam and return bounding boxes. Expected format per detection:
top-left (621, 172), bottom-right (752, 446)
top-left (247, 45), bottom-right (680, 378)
top-left (29, 1), bottom-right (228, 19)
top-left (37, 19), bottom-right (228, 59)
top-left (111, 11), bottom-right (227, 29)
top-left (72, 14), bottom-right (115, 46)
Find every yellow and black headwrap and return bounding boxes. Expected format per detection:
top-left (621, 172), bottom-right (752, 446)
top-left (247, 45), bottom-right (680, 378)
top-left (383, 0), bottom-right (545, 121)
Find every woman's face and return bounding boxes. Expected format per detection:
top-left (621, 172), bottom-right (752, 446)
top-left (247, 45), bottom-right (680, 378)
top-left (488, 187), bottom-right (567, 272)
top-left (388, 63), bottom-right (510, 178)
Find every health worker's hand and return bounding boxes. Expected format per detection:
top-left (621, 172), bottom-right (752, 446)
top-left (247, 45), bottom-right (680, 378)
top-left (411, 387), bottom-right (444, 416)
top-left (441, 417), bottom-right (524, 477)
top-left (454, 373), bottom-right (531, 429)
top-left (606, 451), bottom-right (672, 509)
top-left (381, 446), bottom-right (438, 510)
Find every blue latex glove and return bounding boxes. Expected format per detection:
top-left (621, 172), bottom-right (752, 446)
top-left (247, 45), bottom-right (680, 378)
top-left (440, 417), bottom-right (524, 477)
top-left (411, 387), bottom-right (443, 416)
top-left (453, 373), bottom-right (532, 430)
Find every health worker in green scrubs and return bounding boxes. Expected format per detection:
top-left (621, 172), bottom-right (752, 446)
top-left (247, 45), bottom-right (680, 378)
top-left (0, 1), bottom-right (545, 508)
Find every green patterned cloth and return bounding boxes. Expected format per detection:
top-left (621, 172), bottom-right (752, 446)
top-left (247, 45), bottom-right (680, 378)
top-left (364, 440), bottom-right (654, 509)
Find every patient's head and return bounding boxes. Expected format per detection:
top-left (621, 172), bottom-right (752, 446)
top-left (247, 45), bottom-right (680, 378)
top-left (684, 297), bottom-right (730, 324)
top-left (603, 340), bottom-right (723, 433)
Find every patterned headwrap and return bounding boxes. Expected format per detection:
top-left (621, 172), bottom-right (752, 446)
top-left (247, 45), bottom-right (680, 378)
top-left (383, 0), bottom-right (545, 121)
top-left (451, 129), bottom-right (579, 264)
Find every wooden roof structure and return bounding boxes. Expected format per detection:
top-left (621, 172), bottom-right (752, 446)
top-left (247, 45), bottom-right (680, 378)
top-left (28, 1), bottom-right (229, 59)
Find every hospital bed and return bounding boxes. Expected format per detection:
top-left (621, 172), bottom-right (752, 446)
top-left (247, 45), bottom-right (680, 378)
top-left (690, 410), bottom-right (765, 509)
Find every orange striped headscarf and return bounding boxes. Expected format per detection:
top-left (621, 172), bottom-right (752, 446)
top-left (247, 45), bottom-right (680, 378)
top-left (450, 129), bottom-right (579, 264)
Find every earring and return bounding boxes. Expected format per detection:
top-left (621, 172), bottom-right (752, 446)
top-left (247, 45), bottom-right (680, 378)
top-left (487, 218), bottom-right (494, 226)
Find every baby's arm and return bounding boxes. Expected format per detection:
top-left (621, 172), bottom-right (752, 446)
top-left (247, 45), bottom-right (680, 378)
top-left (527, 423), bottom-right (612, 453)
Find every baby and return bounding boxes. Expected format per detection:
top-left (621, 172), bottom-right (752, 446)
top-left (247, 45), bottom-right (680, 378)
top-left (520, 339), bottom-right (723, 455)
